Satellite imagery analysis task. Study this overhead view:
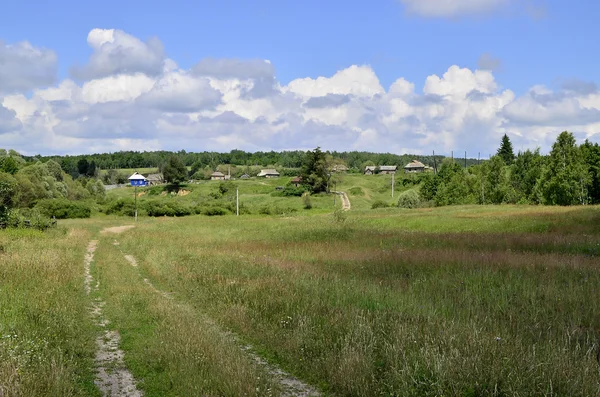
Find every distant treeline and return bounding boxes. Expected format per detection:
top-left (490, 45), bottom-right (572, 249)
top-left (27, 149), bottom-right (481, 178)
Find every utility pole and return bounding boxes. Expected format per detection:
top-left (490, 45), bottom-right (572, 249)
top-left (236, 187), bottom-right (239, 216)
top-left (134, 185), bottom-right (138, 222)
top-left (391, 172), bottom-right (395, 198)
top-left (464, 151), bottom-right (467, 168)
top-left (433, 150), bottom-right (437, 174)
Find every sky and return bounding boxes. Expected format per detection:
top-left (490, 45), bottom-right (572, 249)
top-left (1, 0), bottom-right (599, 156)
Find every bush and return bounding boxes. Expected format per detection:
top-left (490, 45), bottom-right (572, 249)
top-left (371, 200), bottom-right (390, 209)
top-left (35, 198), bottom-right (92, 219)
top-left (104, 198), bottom-right (136, 217)
top-left (202, 206), bottom-right (228, 216)
top-left (302, 192), bottom-right (312, 209)
top-left (348, 187), bottom-right (364, 196)
top-left (272, 186), bottom-right (305, 197)
top-left (397, 189), bottom-right (421, 209)
top-left (144, 200), bottom-right (192, 217)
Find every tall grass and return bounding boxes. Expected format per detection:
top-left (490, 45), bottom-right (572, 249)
top-left (114, 205), bottom-right (600, 396)
top-left (0, 228), bottom-right (99, 396)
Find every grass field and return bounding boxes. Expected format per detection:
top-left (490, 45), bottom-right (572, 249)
top-left (2, 204), bottom-right (600, 395)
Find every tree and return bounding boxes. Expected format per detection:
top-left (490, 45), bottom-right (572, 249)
top-left (162, 155), bottom-right (188, 185)
top-left (510, 149), bottom-right (544, 203)
top-left (581, 140), bottom-right (600, 204)
top-left (0, 156), bottom-right (19, 175)
top-left (0, 172), bottom-right (17, 221)
top-left (300, 147), bottom-right (329, 193)
top-left (77, 158), bottom-right (89, 176)
top-left (540, 131), bottom-right (589, 205)
top-left (87, 160), bottom-right (97, 177)
top-left (497, 134), bottom-right (515, 165)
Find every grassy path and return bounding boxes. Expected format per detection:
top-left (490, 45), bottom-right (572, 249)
top-left (85, 233), bottom-right (143, 397)
top-left (89, 224), bottom-right (320, 396)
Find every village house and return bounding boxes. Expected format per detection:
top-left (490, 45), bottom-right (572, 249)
top-left (364, 165), bottom-right (398, 175)
top-left (404, 160), bottom-right (426, 173)
top-left (291, 176), bottom-right (302, 187)
top-left (257, 169), bottom-right (280, 178)
top-left (239, 174), bottom-right (250, 179)
top-left (330, 164), bottom-right (349, 173)
top-left (146, 173), bottom-right (164, 186)
top-left (211, 171), bottom-right (226, 180)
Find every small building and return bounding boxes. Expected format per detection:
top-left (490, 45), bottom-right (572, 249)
top-left (147, 173), bottom-right (164, 186)
top-left (257, 169), bottom-right (280, 178)
top-left (127, 172), bottom-right (147, 186)
top-left (404, 160), bottom-right (426, 173)
top-left (291, 176), bottom-right (302, 187)
top-left (240, 174), bottom-right (250, 179)
top-left (211, 171), bottom-right (226, 180)
top-left (364, 165), bottom-right (398, 175)
top-left (379, 165), bottom-right (398, 174)
top-left (330, 165), bottom-right (349, 173)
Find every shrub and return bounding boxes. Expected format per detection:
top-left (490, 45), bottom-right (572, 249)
top-left (202, 206), bottom-right (228, 216)
top-left (104, 198), bottom-right (136, 217)
top-left (349, 187), bottom-right (364, 196)
top-left (397, 189), bottom-right (421, 209)
top-left (144, 200), bottom-right (192, 217)
top-left (302, 192), bottom-right (313, 209)
top-left (332, 208), bottom-right (347, 224)
top-left (371, 200), bottom-right (390, 209)
top-left (35, 198), bottom-right (92, 219)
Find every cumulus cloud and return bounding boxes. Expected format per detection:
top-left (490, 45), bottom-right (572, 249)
top-left (2, 28), bottom-right (600, 156)
top-left (0, 40), bottom-right (57, 93)
top-left (0, 104), bottom-right (22, 134)
top-left (137, 72), bottom-right (222, 112)
top-left (400, 0), bottom-right (509, 17)
top-left (71, 29), bottom-right (165, 80)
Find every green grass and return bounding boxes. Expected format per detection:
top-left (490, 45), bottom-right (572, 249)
top-left (0, 227), bottom-right (99, 396)
top-left (108, 205), bottom-right (600, 396)
top-left (3, 204), bottom-right (600, 395)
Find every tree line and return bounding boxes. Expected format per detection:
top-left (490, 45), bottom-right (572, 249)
top-left (415, 132), bottom-right (600, 206)
top-left (28, 149), bottom-right (477, 179)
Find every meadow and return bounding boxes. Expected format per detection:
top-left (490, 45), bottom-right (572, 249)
top-left (2, 199), bottom-right (600, 395)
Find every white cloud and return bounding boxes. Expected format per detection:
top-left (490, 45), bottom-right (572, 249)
top-left (287, 65), bottom-right (384, 98)
top-left (400, 0), bottom-right (509, 17)
top-left (71, 29), bottom-right (165, 80)
top-left (2, 28), bottom-right (600, 156)
top-left (0, 40), bottom-right (57, 93)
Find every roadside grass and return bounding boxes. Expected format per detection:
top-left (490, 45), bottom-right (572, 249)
top-left (0, 227), bottom-right (99, 397)
top-left (92, 234), bottom-right (280, 396)
top-left (113, 205), bottom-right (600, 396)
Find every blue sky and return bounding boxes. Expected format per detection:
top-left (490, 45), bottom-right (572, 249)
top-left (3, 0), bottom-right (596, 93)
top-left (1, 0), bottom-right (599, 155)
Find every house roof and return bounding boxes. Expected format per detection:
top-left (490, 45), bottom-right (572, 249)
top-left (257, 169), bottom-right (280, 176)
top-left (127, 172), bottom-right (146, 181)
top-left (147, 173), bottom-right (163, 181)
top-left (404, 160), bottom-right (426, 169)
top-left (211, 171), bottom-right (225, 177)
top-left (364, 165), bottom-right (397, 171)
top-left (291, 176), bottom-right (302, 183)
top-left (240, 174), bottom-right (250, 178)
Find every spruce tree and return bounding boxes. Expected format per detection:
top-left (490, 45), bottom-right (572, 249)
top-left (497, 134), bottom-right (515, 165)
